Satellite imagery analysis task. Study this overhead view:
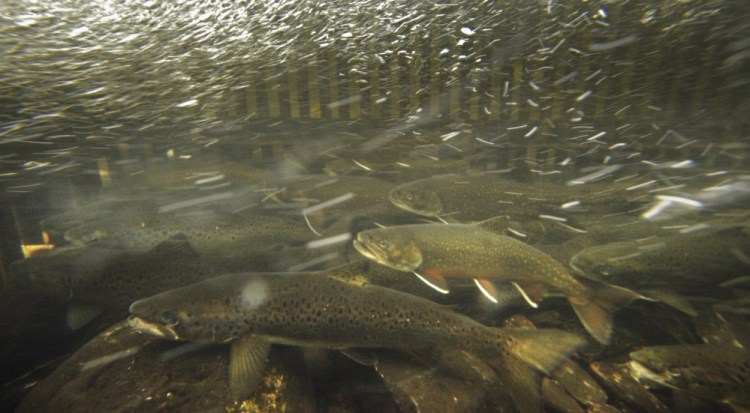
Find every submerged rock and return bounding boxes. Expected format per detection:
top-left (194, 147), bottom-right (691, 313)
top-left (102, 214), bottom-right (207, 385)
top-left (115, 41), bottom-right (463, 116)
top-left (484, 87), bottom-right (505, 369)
top-left (17, 321), bottom-right (316, 413)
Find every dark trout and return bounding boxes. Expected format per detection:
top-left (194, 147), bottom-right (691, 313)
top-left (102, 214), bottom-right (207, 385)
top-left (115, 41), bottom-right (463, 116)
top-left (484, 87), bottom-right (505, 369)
top-left (64, 208), bottom-right (313, 257)
top-left (129, 271), bottom-right (584, 412)
top-left (10, 235), bottom-right (270, 329)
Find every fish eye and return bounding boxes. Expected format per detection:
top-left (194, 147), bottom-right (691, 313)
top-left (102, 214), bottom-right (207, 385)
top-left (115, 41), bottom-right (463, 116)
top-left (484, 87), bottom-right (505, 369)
top-left (405, 193), bottom-right (413, 201)
top-left (160, 311), bottom-right (180, 327)
top-left (379, 240), bottom-right (388, 249)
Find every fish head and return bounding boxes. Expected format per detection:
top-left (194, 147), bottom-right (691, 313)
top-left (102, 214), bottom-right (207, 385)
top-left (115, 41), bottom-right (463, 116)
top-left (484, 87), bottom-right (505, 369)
top-left (388, 186), bottom-right (443, 217)
top-left (128, 275), bottom-right (255, 343)
top-left (352, 228), bottom-right (423, 271)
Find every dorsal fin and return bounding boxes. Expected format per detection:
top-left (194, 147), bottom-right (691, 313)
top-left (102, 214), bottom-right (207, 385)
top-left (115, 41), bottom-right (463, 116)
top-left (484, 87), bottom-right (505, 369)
top-left (150, 234), bottom-right (198, 257)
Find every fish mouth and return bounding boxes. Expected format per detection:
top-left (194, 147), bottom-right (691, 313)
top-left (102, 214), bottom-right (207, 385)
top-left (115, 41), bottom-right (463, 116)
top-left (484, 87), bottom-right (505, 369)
top-left (128, 315), bottom-right (180, 340)
top-left (353, 234), bottom-right (418, 272)
top-left (387, 191), bottom-right (425, 216)
top-left (387, 191), bottom-right (409, 209)
top-left (388, 190), bottom-right (439, 217)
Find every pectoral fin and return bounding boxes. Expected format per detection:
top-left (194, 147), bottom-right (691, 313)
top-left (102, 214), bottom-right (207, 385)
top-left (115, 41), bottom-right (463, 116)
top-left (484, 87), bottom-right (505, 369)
top-left (302, 212), bottom-right (323, 236)
top-left (66, 302), bottom-right (104, 330)
top-left (511, 282), bottom-right (540, 309)
top-left (412, 271), bottom-right (449, 294)
top-left (473, 279), bottom-right (499, 304)
top-left (638, 289), bottom-right (697, 317)
top-left (229, 337), bottom-right (271, 401)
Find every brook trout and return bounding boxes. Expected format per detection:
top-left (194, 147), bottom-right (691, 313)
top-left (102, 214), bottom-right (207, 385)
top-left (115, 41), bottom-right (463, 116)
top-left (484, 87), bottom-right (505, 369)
top-left (388, 173), bottom-right (642, 222)
top-left (353, 223), bottom-right (644, 344)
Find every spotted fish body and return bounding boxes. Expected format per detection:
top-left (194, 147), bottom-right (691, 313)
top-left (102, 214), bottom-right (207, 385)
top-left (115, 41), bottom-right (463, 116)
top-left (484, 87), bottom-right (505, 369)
top-left (388, 173), bottom-right (639, 222)
top-left (353, 223), bottom-right (643, 344)
top-left (64, 209), bottom-right (312, 257)
top-left (11, 236), bottom-right (268, 329)
top-left (129, 272), bottom-right (584, 412)
top-left (359, 224), bottom-right (587, 296)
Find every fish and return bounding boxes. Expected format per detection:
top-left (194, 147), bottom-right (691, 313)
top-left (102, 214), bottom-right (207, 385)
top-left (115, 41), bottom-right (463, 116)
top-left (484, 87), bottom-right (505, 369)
top-left (64, 208), bottom-right (313, 257)
top-left (128, 271), bottom-right (585, 412)
top-left (570, 226), bottom-right (750, 292)
top-left (629, 344), bottom-right (750, 411)
top-left (40, 197), bottom-right (160, 244)
top-left (388, 172), bottom-right (643, 222)
top-left (261, 175), bottom-right (409, 234)
top-left (10, 235), bottom-right (270, 330)
top-left (110, 160), bottom-right (277, 192)
top-left (352, 222), bottom-right (646, 344)
top-left (323, 155), bottom-right (479, 183)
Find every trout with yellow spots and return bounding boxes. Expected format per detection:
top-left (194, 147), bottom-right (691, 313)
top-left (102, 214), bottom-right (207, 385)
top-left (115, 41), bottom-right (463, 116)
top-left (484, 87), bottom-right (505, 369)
top-left (353, 223), bottom-right (646, 344)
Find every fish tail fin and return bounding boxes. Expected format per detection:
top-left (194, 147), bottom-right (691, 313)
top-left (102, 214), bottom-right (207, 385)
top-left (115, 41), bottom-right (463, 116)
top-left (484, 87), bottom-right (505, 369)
top-left (501, 328), bottom-right (587, 374)
top-left (570, 283), bottom-right (642, 344)
top-left (484, 328), bottom-right (585, 413)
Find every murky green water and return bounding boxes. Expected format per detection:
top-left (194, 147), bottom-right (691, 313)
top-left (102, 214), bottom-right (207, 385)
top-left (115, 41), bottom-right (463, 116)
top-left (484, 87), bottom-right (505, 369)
top-left (1, 1), bottom-right (749, 412)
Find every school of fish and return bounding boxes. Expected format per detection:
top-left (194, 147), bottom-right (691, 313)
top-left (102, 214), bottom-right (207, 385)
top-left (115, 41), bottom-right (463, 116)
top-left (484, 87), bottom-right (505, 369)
top-left (4, 155), bottom-right (747, 413)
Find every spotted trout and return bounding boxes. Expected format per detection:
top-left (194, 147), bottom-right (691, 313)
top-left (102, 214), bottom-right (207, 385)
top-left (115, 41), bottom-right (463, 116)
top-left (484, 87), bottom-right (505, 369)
top-left (388, 173), bottom-right (643, 222)
top-left (10, 235), bottom-right (269, 330)
top-left (129, 272), bottom-right (584, 412)
top-left (64, 209), bottom-right (313, 257)
top-left (353, 223), bottom-right (645, 344)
